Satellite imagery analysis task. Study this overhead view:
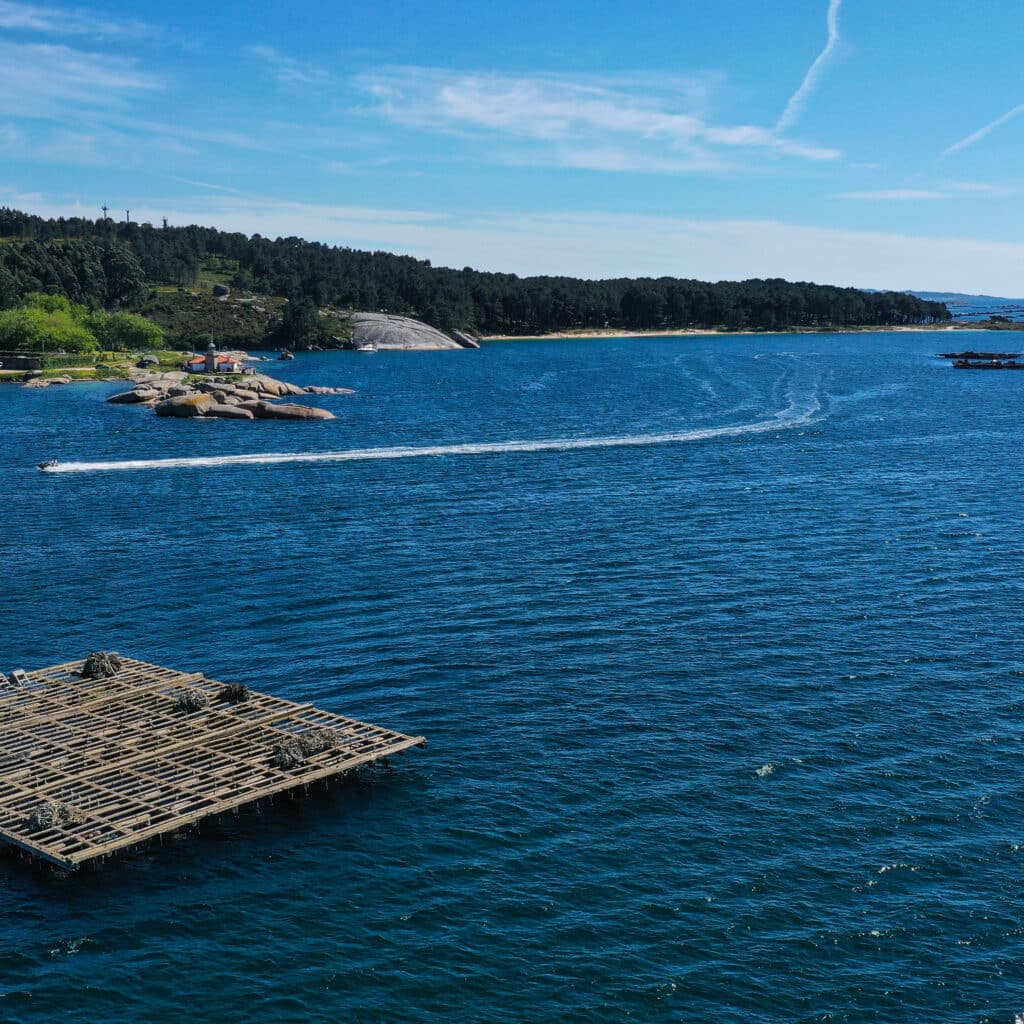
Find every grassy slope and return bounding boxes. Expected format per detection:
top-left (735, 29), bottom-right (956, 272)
top-left (141, 288), bottom-right (287, 345)
top-left (141, 257), bottom-right (353, 347)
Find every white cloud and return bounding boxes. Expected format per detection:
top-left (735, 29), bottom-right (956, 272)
top-left (14, 192), bottom-right (1024, 294)
top-left (777, 0), bottom-right (842, 132)
top-left (0, 0), bottom-right (149, 37)
top-left (833, 189), bottom-right (949, 201)
top-left (948, 182), bottom-right (1007, 194)
top-left (171, 178), bottom-right (253, 195)
top-left (357, 66), bottom-right (840, 172)
top-left (0, 184), bottom-right (44, 204)
top-left (541, 145), bottom-right (727, 174)
top-left (833, 183), bottom-right (1011, 201)
top-left (0, 36), bottom-right (268, 168)
top-left (155, 137), bottom-right (200, 158)
top-left (105, 116), bottom-right (266, 152)
top-left (943, 104), bottom-right (1024, 157)
top-left (0, 40), bottom-right (159, 117)
top-left (248, 45), bottom-right (332, 87)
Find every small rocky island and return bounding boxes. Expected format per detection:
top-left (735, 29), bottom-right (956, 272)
top-left (107, 343), bottom-right (351, 420)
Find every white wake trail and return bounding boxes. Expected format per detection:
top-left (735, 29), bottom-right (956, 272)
top-left (47, 391), bottom-right (821, 474)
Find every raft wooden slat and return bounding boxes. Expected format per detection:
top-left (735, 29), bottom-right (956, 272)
top-left (0, 657), bottom-right (425, 870)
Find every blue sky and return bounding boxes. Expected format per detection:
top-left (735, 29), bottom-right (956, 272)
top-left (3, 0), bottom-right (1024, 291)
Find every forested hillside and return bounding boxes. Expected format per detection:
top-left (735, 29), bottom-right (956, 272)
top-left (0, 207), bottom-right (951, 337)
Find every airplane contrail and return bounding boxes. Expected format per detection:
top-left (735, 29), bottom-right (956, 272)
top-left (777, 0), bottom-right (842, 133)
top-left (943, 103), bottom-right (1024, 157)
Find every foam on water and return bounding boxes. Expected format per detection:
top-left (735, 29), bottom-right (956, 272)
top-left (47, 388), bottom-right (821, 474)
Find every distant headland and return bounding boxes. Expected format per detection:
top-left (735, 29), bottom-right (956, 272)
top-left (0, 207), bottom-right (953, 356)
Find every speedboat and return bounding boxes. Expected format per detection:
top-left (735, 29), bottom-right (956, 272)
top-left (37, 459), bottom-right (58, 471)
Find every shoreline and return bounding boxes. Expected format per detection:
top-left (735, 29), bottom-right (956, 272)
top-left (479, 323), bottom-right (1017, 341)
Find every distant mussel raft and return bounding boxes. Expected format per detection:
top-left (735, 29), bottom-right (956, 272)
top-left (939, 350), bottom-right (1024, 370)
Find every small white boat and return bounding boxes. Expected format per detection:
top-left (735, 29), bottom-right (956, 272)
top-left (356, 342), bottom-right (377, 353)
top-left (37, 459), bottom-right (58, 472)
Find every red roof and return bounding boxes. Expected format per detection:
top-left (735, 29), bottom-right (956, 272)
top-left (186, 355), bottom-right (241, 367)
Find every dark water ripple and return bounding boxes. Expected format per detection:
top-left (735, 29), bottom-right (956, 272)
top-left (3, 333), bottom-right (1024, 1021)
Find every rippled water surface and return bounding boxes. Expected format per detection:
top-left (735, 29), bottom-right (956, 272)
top-left (3, 333), bottom-right (1024, 1022)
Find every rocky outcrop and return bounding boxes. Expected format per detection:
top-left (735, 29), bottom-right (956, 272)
top-left (155, 394), bottom-right (216, 417)
top-left (236, 400), bottom-right (334, 420)
top-left (349, 312), bottom-right (480, 350)
top-left (304, 385), bottom-right (355, 394)
top-left (237, 400), bottom-right (276, 419)
top-left (134, 370), bottom-right (188, 385)
top-left (21, 375), bottom-right (73, 389)
top-left (258, 402), bottom-right (335, 420)
top-left (205, 403), bottom-right (255, 420)
top-left (450, 329), bottom-right (481, 349)
top-left (108, 388), bottom-right (157, 404)
top-left (113, 367), bottom-right (346, 423)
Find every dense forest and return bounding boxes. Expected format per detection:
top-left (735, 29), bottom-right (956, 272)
top-left (0, 207), bottom-right (951, 339)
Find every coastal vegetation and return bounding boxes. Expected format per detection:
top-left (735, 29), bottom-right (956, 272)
top-left (0, 293), bottom-right (164, 354)
top-left (0, 207), bottom-right (951, 347)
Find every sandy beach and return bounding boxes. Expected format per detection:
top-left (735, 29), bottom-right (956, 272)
top-left (480, 324), bottom-right (972, 341)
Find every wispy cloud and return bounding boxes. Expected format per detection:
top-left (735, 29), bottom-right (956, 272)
top-left (357, 66), bottom-right (840, 172)
top-left (0, 40), bottom-right (159, 117)
top-left (0, 1), bottom-right (149, 37)
top-left (777, 0), bottom-right (842, 132)
top-left (172, 178), bottom-right (255, 196)
top-left (531, 145), bottom-right (726, 174)
top-left (248, 45), bottom-right (332, 87)
top-left (949, 182), bottom-right (1008, 194)
top-left (0, 183), bottom-right (43, 205)
top-left (75, 193), bottom-right (450, 239)
top-left (943, 103), bottom-right (1024, 157)
top-left (104, 116), bottom-right (266, 152)
top-left (833, 189), bottom-right (948, 201)
top-left (834, 183), bottom-right (1011, 201)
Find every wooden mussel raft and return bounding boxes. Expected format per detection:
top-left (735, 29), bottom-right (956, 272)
top-left (952, 358), bottom-right (1024, 370)
top-left (939, 350), bottom-right (1024, 370)
top-left (0, 655), bottom-right (425, 871)
top-left (939, 351), bottom-right (1022, 360)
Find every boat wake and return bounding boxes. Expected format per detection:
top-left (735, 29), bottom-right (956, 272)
top-left (46, 389), bottom-right (822, 474)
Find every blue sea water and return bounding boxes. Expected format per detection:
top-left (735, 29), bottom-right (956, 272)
top-left (2, 332), bottom-right (1024, 1022)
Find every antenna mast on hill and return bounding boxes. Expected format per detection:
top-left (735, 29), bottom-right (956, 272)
top-left (101, 205), bottom-right (109, 220)
top-left (163, 217), bottom-right (168, 229)
top-left (125, 209), bottom-right (130, 224)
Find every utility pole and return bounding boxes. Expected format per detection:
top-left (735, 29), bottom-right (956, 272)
top-left (163, 217), bottom-right (168, 230)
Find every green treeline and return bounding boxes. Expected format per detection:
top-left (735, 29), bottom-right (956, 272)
top-left (0, 234), bottom-right (147, 311)
top-left (0, 207), bottom-right (951, 335)
top-left (0, 293), bottom-right (164, 353)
